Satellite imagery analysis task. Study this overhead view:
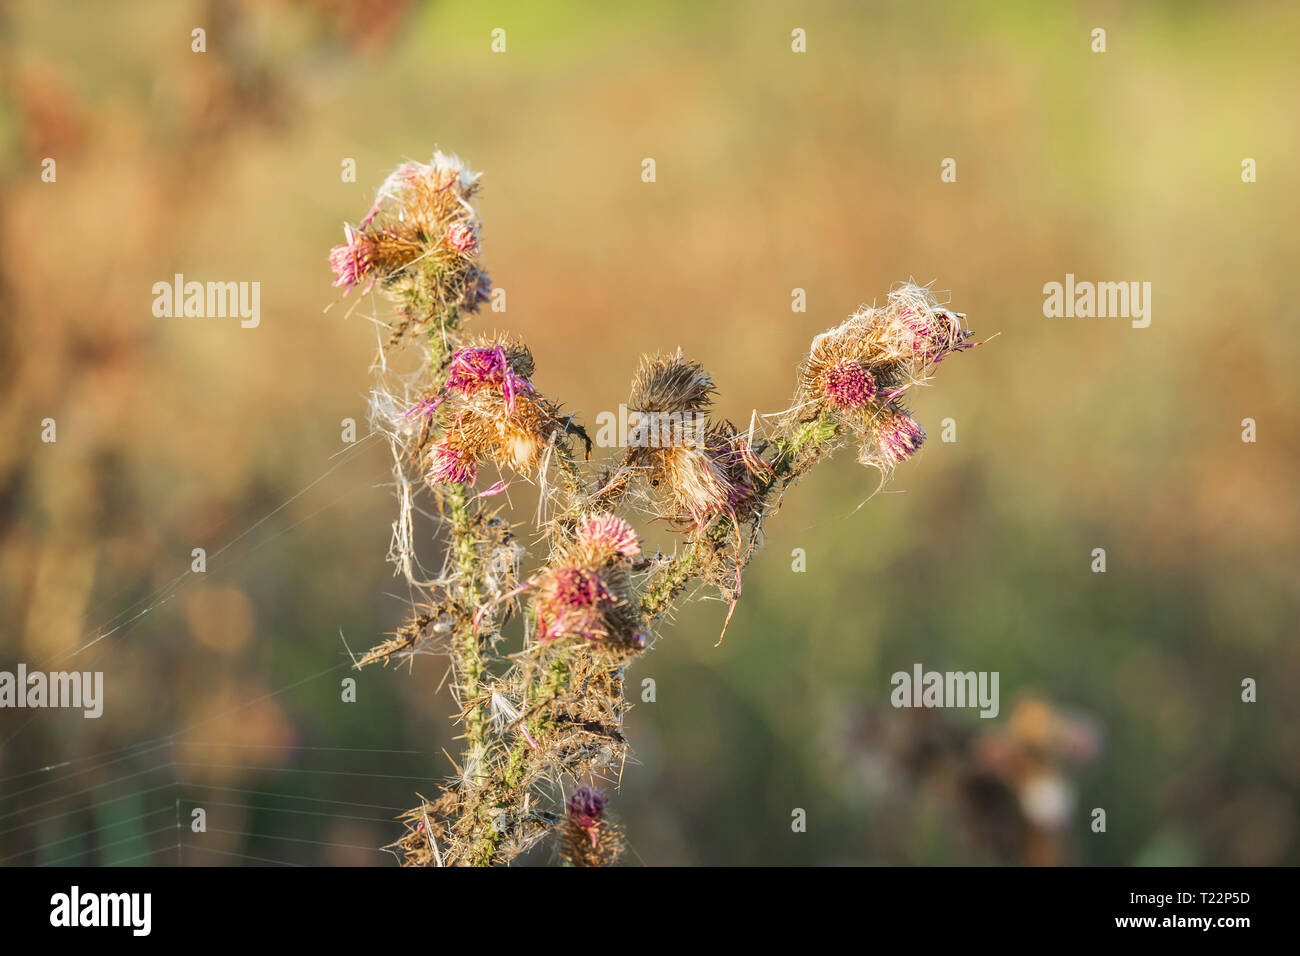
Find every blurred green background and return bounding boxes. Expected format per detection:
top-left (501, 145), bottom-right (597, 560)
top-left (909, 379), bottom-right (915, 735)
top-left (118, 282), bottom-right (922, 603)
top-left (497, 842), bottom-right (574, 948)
top-left (1, 0), bottom-right (1297, 866)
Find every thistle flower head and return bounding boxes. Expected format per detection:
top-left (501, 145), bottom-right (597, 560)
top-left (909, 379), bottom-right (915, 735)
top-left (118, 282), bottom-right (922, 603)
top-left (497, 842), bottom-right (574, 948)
top-left (894, 305), bottom-right (970, 365)
top-left (445, 343), bottom-right (535, 411)
top-left (408, 336), bottom-right (564, 488)
top-left (535, 567), bottom-right (617, 643)
top-left (795, 321), bottom-right (885, 421)
top-left (368, 152), bottom-right (482, 224)
top-left (449, 392), bottom-right (560, 479)
top-left (558, 785), bottom-right (622, 865)
top-left (533, 523), bottom-right (645, 645)
top-left (445, 221), bottom-right (478, 255)
top-left (796, 284), bottom-right (972, 419)
top-left (576, 513), bottom-right (641, 560)
top-left (426, 440), bottom-right (478, 486)
top-left (328, 225), bottom-right (379, 295)
top-left (566, 785), bottom-right (608, 832)
top-left (820, 359), bottom-right (877, 410)
top-left (333, 152), bottom-right (490, 346)
top-left (869, 409), bottom-right (926, 466)
top-left (624, 353), bottom-right (757, 529)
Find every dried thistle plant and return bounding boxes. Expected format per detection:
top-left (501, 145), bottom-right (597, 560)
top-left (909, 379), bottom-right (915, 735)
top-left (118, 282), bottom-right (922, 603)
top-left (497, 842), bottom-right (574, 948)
top-left (329, 151), bottom-right (983, 867)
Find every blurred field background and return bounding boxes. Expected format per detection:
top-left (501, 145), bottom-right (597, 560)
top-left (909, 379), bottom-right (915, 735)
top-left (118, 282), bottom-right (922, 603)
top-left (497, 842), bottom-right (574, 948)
top-left (1, 0), bottom-right (1297, 866)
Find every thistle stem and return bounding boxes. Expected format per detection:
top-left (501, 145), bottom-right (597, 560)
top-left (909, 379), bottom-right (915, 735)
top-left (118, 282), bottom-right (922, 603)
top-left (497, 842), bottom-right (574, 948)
top-left (640, 417), bottom-right (841, 622)
top-left (465, 647), bottom-right (573, 866)
top-left (445, 483), bottom-right (489, 783)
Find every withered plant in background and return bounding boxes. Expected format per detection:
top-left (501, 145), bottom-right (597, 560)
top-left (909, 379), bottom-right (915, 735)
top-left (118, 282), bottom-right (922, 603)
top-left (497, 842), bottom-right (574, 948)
top-left (841, 699), bottom-right (1102, 865)
top-left (330, 151), bottom-right (981, 866)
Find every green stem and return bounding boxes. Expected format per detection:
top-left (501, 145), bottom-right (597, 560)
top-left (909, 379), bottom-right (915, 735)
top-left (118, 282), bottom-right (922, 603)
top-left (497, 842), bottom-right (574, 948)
top-left (423, 321), bottom-right (493, 785)
top-left (446, 482), bottom-right (488, 783)
top-left (465, 648), bottom-right (572, 866)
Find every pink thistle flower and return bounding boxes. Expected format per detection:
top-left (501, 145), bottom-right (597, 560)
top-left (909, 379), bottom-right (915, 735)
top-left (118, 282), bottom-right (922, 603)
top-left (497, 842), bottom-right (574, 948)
top-left (445, 222), bottom-right (478, 255)
top-left (426, 441), bottom-right (477, 485)
top-left (566, 785), bottom-right (608, 847)
top-left (577, 514), bottom-right (641, 559)
top-left (536, 567), bottom-right (615, 642)
top-left (328, 225), bottom-right (378, 295)
top-left (820, 360), bottom-right (877, 411)
top-left (873, 412), bottom-right (926, 466)
top-left (446, 345), bottom-right (535, 413)
top-left (897, 308), bottom-right (971, 364)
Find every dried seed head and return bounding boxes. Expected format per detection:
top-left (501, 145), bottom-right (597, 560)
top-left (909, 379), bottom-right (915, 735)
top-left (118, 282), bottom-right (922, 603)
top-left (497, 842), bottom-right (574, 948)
top-left (629, 350), bottom-right (715, 414)
top-left (633, 422), bottom-right (772, 529)
top-left (653, 443), bottom-right (733, 525)
top-left (500, 428), bottom-right (548, 473)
